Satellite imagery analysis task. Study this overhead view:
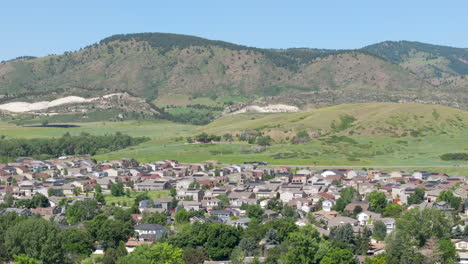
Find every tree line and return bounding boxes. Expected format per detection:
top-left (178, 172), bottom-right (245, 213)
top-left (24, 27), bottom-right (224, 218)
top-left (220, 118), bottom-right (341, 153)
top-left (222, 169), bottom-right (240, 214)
top-left (0, 132), bottom-right (149, 158)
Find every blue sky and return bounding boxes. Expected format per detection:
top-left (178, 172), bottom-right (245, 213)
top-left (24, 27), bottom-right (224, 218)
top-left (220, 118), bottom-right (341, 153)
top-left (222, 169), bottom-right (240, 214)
top-left (1, 0), bottom-right (467, 61)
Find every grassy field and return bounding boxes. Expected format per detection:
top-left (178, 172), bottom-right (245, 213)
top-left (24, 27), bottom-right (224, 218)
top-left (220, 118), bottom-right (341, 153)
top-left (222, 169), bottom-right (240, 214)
top-left (0, 103), bottom-right (467, 171)
top-left (104, 190), bottom-right (170, 205)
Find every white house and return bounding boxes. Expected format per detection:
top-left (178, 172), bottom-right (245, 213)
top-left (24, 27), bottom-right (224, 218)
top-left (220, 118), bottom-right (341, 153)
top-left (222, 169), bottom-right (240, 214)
top-left (322, 199), bottom-right (335, 212)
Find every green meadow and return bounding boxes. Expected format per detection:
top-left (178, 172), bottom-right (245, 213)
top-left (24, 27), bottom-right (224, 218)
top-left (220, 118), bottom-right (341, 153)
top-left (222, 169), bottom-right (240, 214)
top-left (0, 103), bottom-right (467, 172)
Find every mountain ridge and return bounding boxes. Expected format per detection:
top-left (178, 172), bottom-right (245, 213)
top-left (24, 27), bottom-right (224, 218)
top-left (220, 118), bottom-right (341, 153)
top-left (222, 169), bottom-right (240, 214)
top-left (0, 33), bottom-right (466, 124)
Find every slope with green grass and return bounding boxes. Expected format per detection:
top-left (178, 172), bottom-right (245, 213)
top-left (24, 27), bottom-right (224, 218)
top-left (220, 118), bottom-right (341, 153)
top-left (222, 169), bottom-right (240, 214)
top-left (1, 103), bottom-right (465, 167)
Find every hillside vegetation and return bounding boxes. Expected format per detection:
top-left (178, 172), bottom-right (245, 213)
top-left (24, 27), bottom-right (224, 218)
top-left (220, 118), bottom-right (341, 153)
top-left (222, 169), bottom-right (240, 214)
top-left (0, 33), bottom-right (467, 118)
top-left (204, 103), bottom-right (468, 139)
top-left (0, 103), bottom-right (465, 166)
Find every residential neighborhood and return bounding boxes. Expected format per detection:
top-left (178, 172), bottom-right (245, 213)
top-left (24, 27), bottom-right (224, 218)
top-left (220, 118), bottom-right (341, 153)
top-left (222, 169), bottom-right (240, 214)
top-left (0, 156), bottom-right (467, 263)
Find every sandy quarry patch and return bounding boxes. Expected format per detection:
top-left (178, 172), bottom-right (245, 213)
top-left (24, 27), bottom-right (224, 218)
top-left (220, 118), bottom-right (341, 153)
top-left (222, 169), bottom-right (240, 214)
top-left (228, 104), bottom-right (299, 115)
top-left (0, 93), bottom-right (124, 113)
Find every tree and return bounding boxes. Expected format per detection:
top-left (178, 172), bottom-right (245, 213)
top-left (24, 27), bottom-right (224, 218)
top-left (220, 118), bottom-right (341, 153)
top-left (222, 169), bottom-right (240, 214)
top-left (396, 208), bottom-right (452, 247)
top-left (330, 224), bottom-right (355, 251)
top-left (97, 219), bottom-right (134, 249)
top-left (170, 188), bottom-right (177, 197)
top-left (103, 241), bottom-right (127, 264)
top-left (266, 198), bottom-right (283, 211)
top-left (265, 229), bottom-right (280, 245)
top-left (333, 187), bottom-right (357, 212)
top-left (355, 228), bottom-right (371, 255)
top-left (281, 225), bottom-right (321, 264)
top-left (353, 205), bottom-right (363, 216)
top-left (141, 212), bottom-right (167, 225)
top-left (12, 254), bottom-right (42, 264)
top-left (239, 237), bottom-right (258, 256)
top-left (383, 203), bottom-right (403, 218)
top-left (438, 239), bottom-right (457, 264)
top-left (65, 199), bottom-right (100, 224)
top-left (366, 191), bottom-right (387, 213)
top-left (174, 209), bottom-right (190, 225)
top-left (4, 218), bottom-right (63, 263)
top-left (319, 248), bottom-right (355, 264)
top-left (94, 192), bottom-right (105, 204)
top-left (372, 220), bottom-right (387, 241)
top-left (60, 228), bottom-right (94, 261)
top-left (407, 188), bottom-right (425, 205)
top-left (437, 190), bottom-right (462, 211)
top-left (245, 204), bottom-right (265, 221)
top-left (256, 136), bottom-right (272, 146)
top-left (230, 247), bottom-right (245, 264)
top-left (182, 248), bottom-right (208, 264)
top-left (385, 231), bottom-right (424, 264)
top-left (281, 205), bottom-right (296, 219)
top-left (111, 182), bottom-right (125, 197)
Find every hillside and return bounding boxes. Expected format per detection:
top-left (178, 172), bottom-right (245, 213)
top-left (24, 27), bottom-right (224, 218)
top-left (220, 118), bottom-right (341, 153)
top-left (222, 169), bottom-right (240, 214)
top-left (363, 41), bottom-right (468, 80)
top-left (0, 33), bottom-right (467, 124)
top-left (204, 103), bottom-right (468, 140)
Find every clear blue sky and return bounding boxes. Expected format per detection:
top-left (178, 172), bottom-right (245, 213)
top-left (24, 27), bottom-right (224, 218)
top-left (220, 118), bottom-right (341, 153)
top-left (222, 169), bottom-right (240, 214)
top-left (1, 0), bottom-right (467, 61)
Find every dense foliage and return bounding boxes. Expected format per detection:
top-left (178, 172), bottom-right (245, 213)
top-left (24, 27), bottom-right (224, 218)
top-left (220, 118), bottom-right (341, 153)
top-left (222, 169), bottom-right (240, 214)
top-left (440, 152), bottom-right (468, 161)
top-left (0, 132), bottom-right (148, 158)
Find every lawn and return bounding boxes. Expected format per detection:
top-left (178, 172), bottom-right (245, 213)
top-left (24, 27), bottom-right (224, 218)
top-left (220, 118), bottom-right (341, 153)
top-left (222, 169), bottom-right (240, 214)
top-left (104, 190), bottom-right (170, 205)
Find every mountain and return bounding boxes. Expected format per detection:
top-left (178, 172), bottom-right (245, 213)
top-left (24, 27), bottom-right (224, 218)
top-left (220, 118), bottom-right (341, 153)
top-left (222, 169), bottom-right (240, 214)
top-left (0, 33), bottom-right (467, 124)
top-left (362, 41), bottom-right (468, 81)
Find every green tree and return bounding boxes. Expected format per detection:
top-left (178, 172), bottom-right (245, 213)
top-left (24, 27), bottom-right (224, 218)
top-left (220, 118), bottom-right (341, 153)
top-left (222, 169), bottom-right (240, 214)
top-left (438, 239), bottom-right (457, 264)
top-left (174, 208), bottom-right (190, 225)
top-left (239, 237), bottom-right (258, 256)
top-left (118, 242), bottom-right (183, 264)
top-left (13, 254), bottom-right (42, 264)
top-left (385, 231), bottom-right (424, 264)
top-left (407, 188), bottom-right (425, 205)
top-left (383, 203), bottom-right (403, 218)
top-left (281, 225), bottom-right (321, 264)
top-left (366, 191), bottom-right (387, 213)
top-left (266, 198), bottom-right (283, 211)
top-left (256, 136), bottom-right (272, 146)
top-left (333, 187), bottom-right (357, 212)
top-left (141, 212), bottom-right (167, 225)
top-left (60, 228), bottom-right (94, 262)
top-left (182, 248), bottom-right (208, 264)
top-left (97, 219), bottom-right (134, 249)
top-left (437, 190), bottom-right (462, 210)
top-left (111, 182), bottom-right (125, 197)
top-left (65, 199), bottom-right (100, 224)
top-left (4, 218), bottom-right (63, 263)
top-left (245, 204), bottom-right (265, 221)
top-left (230, 247), bottom-right (245, 264)
top-left (396, 208), bottom-right (452, 247)
top-left (372, 220), bottom-right (387, 241)
top-left (330, 224), bottom-right (355, 251)
top-left (103, 241), bottom-right (127, 264)
top-left (319, 248), bottom-right (355, 264)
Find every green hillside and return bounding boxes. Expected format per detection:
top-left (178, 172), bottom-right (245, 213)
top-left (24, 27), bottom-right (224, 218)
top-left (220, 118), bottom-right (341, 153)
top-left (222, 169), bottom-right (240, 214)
top-left (1, 103), bottom-right (466, 167)
top-left (204, 103), bottom-right (468, 139)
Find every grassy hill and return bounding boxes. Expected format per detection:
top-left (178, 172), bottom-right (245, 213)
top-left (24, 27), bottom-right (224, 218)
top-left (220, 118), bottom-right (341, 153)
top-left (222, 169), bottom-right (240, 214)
top-left (204, 103), bottom-right (468, 139)
top-left (1, 33), bottom-right (466, 119)
top-left (0, 103), bottom-right (466, 167)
